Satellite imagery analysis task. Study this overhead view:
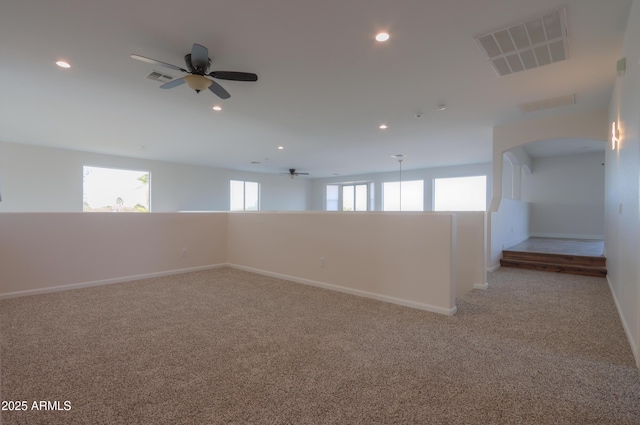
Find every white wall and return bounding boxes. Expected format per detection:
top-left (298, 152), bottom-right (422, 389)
top-left (0, 141), bottom-right (311, 212)
top-left (606, 0), bottom-right (640, 368)
top-left (503, 146), bottom-right (532, 202)
top-left (502, 154), bottom-right (514, 199)
top-left (522, 151), bottom-right (605, 239)
top-left (485, 151), bottom-right (531, 270)
top-left (309, 162), bottom-right (492, 211)
top-left (454, 212), bottom-right (487, 295)
top-left (490, 110), bottom-right (609, 285)
top-left (489, 198), bottom-right (530, 269)
top-left (486, 153), bottom-right (531, 270)
top-left (491, 109), bottom-right (608, 213)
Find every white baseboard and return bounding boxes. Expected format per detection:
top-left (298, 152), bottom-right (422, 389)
top-left (606, 276), bottom-right (640, 368)
top-left (227, 263), bottom-right (458, 316)
top-left (529, 233), bottom-right (604, 240)
top-left (487, 264), bottom-right (501, 272)
top-left (2, 263), bottom-right (458, 317)
top-left (0, 264), bottom-right (226, 300)
top-left (474, 282), bottom-right (489, 290)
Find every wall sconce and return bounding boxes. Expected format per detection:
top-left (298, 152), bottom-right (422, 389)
top-left (611, 121), bottom-right (620, 150)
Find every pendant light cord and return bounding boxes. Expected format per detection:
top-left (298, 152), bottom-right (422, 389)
top-left (399, 159), bottom-right (403, 211)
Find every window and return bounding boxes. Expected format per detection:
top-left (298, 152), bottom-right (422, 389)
top-left (326, 185), bottom-right (339, 211)
top-left (230, 180), bottom-right (260, 211)
top-left (342, 184), bottom-right (368, 211)
top-left (326, 183), bottom-right (370, 211)
top-left (83, 166), bottom-right (150, 212)
top-left (433, 175), bottom-right (486, 211)
top-left (382, 180), bottom-right (424, 211)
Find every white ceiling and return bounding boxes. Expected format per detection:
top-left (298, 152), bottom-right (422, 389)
top-left (0, 0), bottom-right (631, 178)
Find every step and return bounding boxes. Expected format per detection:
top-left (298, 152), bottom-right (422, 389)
top-left (500, 258), bottom-right (607, 278)
top-left (502, 250), bottom-right (606, 268)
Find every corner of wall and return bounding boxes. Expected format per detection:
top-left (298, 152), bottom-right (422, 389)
top-left (607, 276), bottom-right (640, 368)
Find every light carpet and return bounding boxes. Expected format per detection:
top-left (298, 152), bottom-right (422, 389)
top-left (1, 267), bottom-right (639, 424)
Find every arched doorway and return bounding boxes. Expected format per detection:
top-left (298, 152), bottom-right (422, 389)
top-left (487, 110), bottom-right (608, 272)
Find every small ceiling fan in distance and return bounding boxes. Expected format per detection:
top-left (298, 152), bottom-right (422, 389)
top-left (281, 169), bottom-right (310, 179)
top-left (130, 43), bottom-right (257, 99)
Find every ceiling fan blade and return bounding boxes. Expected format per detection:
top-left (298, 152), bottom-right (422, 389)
top-left (191, 44), bottom-right (209, 71)
top-left (210, 71), bottom-right (258, 81)
top-left (160, 77), bottom-right (185, 89)
top-left (208, 80), bottom-right (230, 99)
top-left (130, 54), bottom-right (187, 73)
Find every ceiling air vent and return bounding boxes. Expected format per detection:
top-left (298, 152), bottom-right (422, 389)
top-left (474, 7), bottom-right (569, 77)
top-left (146, 71), bottom-right (175, 84)
top-left (518, 94), bottom-right (575, 113)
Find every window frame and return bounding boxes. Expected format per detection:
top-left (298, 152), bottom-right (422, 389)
top-left (230, 180), bottom-right (261, 211)
top-left (325, 182), bottom-right (373, 211)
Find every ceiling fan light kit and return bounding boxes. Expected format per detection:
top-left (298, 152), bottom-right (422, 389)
top-left (184, 74), bottom-right (212, 93)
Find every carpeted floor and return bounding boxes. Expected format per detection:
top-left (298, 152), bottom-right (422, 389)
top-left (1, 267), bottom-right (639, 424)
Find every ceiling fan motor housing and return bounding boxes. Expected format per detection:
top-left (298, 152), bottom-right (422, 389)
top-left (185, 54), bottom-right (211, 75)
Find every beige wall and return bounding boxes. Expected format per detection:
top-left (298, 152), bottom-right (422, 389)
top-left (227, 212), bottom-right (460, 315)
top-left (1, 211), bottom-right (487, 316)
top-left (228, 212), bottom-right (455, 314)
top-left (0, 213), bottom-right (228, 296)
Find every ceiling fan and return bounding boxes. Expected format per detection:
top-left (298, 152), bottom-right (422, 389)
top-left (130, 43), bottom-right (257, 99)
top-left (281, 169), bottom-right (310, 179)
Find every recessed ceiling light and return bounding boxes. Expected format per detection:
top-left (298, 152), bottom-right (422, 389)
top-left (436, 104), bottom-right (446, 111)
top-left (212, 105), bottom-right (222, 111)
top-left (375, 32), bottom-right (390, 42)
top-left (379, 124), bottom-right (388, 130)
top-left (55, 60), bottom-right (71, 68)
top-left (278, 146), bottom-right (284, 150)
